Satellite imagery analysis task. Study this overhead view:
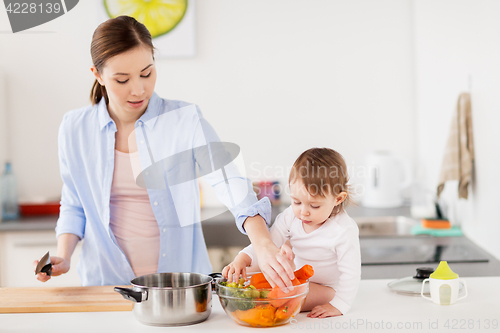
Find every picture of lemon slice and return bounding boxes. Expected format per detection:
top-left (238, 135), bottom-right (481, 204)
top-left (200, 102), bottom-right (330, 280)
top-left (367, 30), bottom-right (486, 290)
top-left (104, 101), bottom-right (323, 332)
top-left (104, 0), bottom-right (188, 38)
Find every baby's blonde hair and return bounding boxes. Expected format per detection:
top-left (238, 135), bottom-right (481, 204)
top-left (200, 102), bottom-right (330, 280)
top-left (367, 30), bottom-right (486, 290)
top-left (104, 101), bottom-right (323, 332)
top-left (289, 147), bottom-right (352, 216)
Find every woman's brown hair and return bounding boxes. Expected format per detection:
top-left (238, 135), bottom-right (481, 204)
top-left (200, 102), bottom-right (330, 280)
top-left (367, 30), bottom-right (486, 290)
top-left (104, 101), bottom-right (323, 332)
top-left (289, 147), bottom-right (353, 216)
top-left (90, 16), bottom-right (155, 105)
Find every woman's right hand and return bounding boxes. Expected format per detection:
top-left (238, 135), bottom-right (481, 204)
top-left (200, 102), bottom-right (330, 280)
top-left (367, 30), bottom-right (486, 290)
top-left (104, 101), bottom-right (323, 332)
top-left (33, 256), bottom-right (70, 282)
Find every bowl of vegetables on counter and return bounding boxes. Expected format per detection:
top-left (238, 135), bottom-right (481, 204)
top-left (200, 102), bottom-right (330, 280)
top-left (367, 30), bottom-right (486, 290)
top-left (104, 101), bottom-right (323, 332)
top-left (216, 265), bottom-right (314, 328)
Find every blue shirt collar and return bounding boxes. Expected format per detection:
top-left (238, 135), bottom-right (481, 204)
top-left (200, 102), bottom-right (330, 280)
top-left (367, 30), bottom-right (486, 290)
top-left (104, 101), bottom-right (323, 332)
top-left (98, 92), bottom-right (162, 131)
top-left (138, 92), bottom-right (161, 129)
top-left (97, 97), bottom-right (113, 131)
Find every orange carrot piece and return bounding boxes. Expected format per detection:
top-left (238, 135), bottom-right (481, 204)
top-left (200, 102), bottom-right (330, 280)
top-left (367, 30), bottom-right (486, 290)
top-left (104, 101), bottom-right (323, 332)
top-left (267, 287), bottom-right (289, 308)
top-left (249, 273), bottom-right (267, 287)
top-left (235, 305), bottom-right (276, 327)
top-left (250, 265), bottom-right (312, 292)
top-left (267, 279), bottom-right (301, 308)
top-left (274, 303), bottom-right (292, 322)
top-left (253, 280), bottom-right (272, 289)
top-left (283, 295), bottom-right (304, 316)
top-left (294, 265), bottom-right (314, 281)
top-left (268, 265), bottom-right (313, 307)
top-left (274, 295), bottom-right (304, 322)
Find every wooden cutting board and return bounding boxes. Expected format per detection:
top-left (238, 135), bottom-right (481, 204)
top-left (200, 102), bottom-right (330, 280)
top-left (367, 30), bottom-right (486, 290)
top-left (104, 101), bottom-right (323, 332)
top-left (0, 286), bottom-right (134, 313)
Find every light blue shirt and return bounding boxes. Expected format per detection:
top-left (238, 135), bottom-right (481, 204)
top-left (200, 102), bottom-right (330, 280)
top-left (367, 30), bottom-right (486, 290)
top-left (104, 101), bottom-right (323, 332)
top-left (55, 92), bottom-right (271, 286)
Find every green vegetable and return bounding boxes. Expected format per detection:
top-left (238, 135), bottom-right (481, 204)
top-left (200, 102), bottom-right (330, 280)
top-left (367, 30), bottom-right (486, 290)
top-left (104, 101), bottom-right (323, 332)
top-left (224, 288), bottom-right (255, 312)
top-left (219, 280), bottom-right (264, 312)
top-left (260, 290), bottom-right (271, 298)
top-left (242, 289), bottom-right (261, 299)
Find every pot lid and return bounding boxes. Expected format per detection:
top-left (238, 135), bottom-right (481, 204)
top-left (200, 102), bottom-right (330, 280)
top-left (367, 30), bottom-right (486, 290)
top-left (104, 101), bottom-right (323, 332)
top-left (387, 267), bottom-right (465, 296)
top-left (430, 261), bottom-right (459, 280)
top-left (387, 267), bottom-right (434, 296)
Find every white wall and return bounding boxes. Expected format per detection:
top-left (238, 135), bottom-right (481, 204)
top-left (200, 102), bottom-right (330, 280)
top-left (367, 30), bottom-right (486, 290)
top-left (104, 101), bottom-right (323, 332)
top-left (0, 69), bottom-right (7, 167)
top-left (0, 68), bottom-right (8, 217)
top-left (0, 0), bottom-right (415, 203)
top-left (0, 0), bottom-right (99, 202)
top-left (413, 0), bottom-right (500, 259)
top-left (1, 0), bottom-right (498, 261)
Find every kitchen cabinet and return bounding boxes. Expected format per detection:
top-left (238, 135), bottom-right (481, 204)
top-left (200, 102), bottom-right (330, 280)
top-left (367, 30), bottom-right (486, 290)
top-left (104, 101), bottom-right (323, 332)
top-left (0, 230), bottom-right (82, 287)
top-left (0, 233), bottom-right (241, 286)
top-left (0, 227), bottom-right (235, 285)
top-left (0, 213), bottom-right (243, 284)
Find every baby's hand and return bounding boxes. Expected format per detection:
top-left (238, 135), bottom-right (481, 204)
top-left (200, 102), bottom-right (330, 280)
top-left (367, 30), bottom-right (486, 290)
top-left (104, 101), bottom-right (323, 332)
top-left (278, 242), bottom-right (296, 271)
top-left (222, 259), bottom-right (248, 283)
top-left (307, 303), bottom-right (342, 318)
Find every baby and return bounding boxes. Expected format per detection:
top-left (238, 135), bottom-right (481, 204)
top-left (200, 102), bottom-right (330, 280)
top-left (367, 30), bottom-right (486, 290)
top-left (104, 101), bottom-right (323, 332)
top-left (222, 147), bottom-right (361, 318)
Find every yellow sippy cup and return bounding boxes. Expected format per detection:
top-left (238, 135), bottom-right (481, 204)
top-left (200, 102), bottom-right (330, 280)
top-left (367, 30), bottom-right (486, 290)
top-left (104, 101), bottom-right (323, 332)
top-left (421, 261), bottom-right (468, 305)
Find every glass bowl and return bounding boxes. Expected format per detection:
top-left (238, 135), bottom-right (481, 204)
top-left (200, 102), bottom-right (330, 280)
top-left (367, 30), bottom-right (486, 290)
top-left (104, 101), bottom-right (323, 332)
top-left (216, 279), bottom-right (309, 328)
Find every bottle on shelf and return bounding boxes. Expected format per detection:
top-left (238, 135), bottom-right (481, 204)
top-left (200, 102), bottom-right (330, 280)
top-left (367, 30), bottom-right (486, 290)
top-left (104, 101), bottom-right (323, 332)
top-left (1, 162), bottom-right (20, 221)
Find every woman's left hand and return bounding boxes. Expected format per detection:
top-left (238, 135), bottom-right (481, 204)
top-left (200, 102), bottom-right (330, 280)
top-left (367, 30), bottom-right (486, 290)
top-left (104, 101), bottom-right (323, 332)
top-left (307, 303), bottom-right (343, 318)
top-left (243, 215), bottom-right (295, 292)
top-left (254, 241), bottom-right (295, 292)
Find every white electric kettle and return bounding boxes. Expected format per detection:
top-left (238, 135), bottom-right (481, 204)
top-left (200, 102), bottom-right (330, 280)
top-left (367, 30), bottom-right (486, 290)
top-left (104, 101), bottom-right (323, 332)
top-left (361, 151), bottom-right (411, 208)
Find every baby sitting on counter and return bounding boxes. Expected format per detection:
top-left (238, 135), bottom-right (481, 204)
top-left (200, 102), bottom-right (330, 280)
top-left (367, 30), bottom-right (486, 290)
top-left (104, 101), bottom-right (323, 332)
top-left (223, 147), bottom-right (361, 318)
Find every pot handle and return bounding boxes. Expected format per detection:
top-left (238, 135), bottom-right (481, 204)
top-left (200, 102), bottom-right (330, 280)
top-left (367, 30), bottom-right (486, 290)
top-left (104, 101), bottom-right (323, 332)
top-left (114, 287), bottom-right (148, 303)
top-left (209, 273), bottom-right (223, 279)
top-left (209, 273), bottom-right (223, 293)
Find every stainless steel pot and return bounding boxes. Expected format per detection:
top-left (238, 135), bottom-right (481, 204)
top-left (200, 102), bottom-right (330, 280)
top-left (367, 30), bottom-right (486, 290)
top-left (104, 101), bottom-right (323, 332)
top-left (115, 272), bottom-right (221, 326)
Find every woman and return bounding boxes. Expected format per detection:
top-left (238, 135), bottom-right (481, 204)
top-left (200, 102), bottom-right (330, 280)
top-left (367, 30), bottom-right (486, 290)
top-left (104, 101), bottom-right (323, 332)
top-left (34, 16), bottom-right (294, 290)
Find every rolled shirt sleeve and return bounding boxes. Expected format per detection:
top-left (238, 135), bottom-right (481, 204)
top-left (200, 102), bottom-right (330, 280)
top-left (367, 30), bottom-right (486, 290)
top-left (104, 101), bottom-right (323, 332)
top-left (235, 196), bottom-right (271, 234)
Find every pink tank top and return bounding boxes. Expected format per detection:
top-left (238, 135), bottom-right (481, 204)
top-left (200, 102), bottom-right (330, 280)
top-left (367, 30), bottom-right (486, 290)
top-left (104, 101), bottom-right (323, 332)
top-left (109, 149), bottom-right (160, 277)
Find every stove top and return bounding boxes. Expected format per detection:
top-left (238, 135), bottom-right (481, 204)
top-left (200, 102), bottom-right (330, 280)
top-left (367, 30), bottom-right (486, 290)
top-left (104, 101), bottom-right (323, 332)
top-left (361, 243), bottom-right (490, 265)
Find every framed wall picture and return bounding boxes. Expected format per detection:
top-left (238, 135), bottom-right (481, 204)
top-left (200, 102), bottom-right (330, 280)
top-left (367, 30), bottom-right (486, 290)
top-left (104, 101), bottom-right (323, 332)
top-left (97, 0), bottom-right (196, 58)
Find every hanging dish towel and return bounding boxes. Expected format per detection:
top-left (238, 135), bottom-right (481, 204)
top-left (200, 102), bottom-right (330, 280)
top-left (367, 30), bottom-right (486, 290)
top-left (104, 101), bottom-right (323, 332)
top-left (437, 92), bottom-right (475, 199)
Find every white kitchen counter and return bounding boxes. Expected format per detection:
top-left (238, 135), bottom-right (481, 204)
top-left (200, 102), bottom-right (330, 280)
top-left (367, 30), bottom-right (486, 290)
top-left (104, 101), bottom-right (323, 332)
top-left (2, 277), bottom-right (499, 333)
